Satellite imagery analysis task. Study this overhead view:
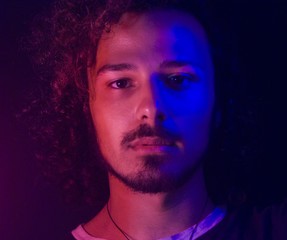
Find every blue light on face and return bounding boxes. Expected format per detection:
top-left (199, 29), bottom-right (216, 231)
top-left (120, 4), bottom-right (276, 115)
top-left (149, 27), bottom-right (213, 117)
top-left (143, 20), bottom-right (215, 153)
top-left (162, 24), bottom-right (214, 114)
top-left (171, 24), bottom-right (212, 70)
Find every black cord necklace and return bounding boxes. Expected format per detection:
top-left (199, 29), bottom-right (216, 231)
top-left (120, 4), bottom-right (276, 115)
top-left (106, 197), bottom-right (209, 240)
top-left (106, 202), bottom-right (131, 240)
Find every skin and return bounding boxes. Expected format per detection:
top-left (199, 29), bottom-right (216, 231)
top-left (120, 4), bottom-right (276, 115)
top-left (86, 9), bottom-right (215, 240)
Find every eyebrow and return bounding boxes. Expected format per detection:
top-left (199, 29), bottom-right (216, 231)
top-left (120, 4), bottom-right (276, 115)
top-left (96, 60), bottom-right (195, 76)
top-left (96, 63), bottom-right (137, 76)
top-left (159, 60), bottom-right (194, 69)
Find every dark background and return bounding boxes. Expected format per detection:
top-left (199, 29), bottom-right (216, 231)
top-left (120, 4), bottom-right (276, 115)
top-left (1, 0), bottom-right (287, 239)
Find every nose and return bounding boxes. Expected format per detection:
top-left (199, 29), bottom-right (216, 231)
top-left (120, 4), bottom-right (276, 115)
top-left (135, 80), bottom-right (166, 124)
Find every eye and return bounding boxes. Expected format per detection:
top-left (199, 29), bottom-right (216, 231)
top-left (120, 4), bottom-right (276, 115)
top-left (165, 73), bottom-right (197, 90)
top-left (109, 78), bottom-right (132, 89)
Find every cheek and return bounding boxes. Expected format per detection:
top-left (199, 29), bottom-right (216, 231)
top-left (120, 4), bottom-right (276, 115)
top-left (90, 99), bottom-right (133, 148)
top-left (166, 84), bottom-right (214, 123)
top-left (172, 87), bottom-right (214, 153)
top-left (176, 114), bottom-right (211, 165)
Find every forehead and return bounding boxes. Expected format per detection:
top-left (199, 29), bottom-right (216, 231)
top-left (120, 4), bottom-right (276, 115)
top-left (95, 9), bottom-right (213, 73)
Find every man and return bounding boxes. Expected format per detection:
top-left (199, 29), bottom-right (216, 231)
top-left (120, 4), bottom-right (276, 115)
top-left (29, 0), bottom-right (286, 239)
top-left (81, 7), bottom-right (220, 240)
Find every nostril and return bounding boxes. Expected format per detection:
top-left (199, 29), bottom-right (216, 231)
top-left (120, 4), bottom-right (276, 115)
top-left (136, 90), bottom-right (166, 122)
top-left (141, 111), bottom-right (165, 122)
top-left (157, 112), bottom-right (165, 121)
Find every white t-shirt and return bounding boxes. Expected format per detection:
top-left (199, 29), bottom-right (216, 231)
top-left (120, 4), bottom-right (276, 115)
top-left (71, 207), bottom-right (226, 240)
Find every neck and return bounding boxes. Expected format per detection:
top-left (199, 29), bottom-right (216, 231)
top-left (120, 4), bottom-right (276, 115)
top-left (106, 166), bottom-right (214, 240)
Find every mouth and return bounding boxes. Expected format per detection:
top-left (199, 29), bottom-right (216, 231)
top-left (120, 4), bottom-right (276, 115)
top-left (128, 137), bottom-right (177, 153)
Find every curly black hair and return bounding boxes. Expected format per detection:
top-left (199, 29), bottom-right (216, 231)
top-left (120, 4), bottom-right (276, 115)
top-left (26, 0), bottom-right (259, 208)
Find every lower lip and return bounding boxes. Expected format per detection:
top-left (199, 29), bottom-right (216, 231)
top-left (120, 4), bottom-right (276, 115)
top-left (131, 145), bottom-right (176, 153)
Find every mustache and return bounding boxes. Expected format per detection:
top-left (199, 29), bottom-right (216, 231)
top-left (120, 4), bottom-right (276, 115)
top-left (121, 124), bottom-right (178, 147)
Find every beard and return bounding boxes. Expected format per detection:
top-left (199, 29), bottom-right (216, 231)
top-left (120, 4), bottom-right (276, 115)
top-left (105, 154), bottom-right (202, 194)
top-left (99, 123), bottom-right (205, 194)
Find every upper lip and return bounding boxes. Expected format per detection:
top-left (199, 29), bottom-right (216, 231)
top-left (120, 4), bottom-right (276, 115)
top-left (128, 137), bottom-right (176, 148)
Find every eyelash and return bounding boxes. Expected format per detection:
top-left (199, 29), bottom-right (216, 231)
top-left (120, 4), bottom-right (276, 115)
top-left (163, 72), bottom-right (197, 89)
top-left (107, 72), bottom-right (197, 90)
top-left (108, 78), bottom-right (133, 89)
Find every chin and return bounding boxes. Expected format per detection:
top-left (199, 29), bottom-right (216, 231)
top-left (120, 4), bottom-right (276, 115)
top-left (107, 154), bottom-right (202, 194)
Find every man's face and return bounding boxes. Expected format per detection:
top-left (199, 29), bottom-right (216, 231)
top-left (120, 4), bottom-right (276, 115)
top-left (89, 10), bottom-right (214, 193)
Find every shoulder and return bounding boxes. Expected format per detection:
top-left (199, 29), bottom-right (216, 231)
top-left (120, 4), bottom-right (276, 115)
top-left (250, 198), bottom-right (287, 234)
top-left (199, 199), bottom-right (287, 240)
